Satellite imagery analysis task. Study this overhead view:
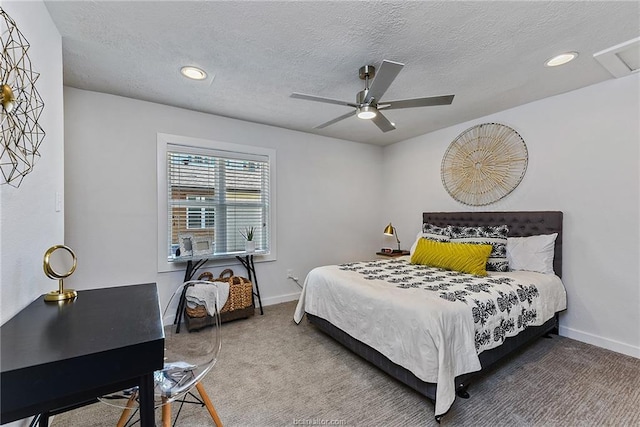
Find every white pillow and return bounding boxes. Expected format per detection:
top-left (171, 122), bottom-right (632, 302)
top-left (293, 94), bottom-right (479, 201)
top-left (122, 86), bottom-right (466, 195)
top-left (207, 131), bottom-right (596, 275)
top-left (507, 233), bottom-right (558, 275)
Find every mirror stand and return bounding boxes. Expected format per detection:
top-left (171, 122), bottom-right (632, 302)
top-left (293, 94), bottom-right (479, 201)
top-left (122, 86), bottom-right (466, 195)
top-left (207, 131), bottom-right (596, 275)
top-left (43, 245), bottom-right (78, 302)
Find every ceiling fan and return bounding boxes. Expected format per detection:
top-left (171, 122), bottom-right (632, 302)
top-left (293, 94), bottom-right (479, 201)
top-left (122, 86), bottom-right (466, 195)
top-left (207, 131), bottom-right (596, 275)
top-left (290, 60), bottom-right (454, 133)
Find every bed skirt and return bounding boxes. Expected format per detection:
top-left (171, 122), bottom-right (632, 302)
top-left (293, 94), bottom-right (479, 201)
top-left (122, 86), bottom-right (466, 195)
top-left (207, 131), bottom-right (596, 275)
top-left (306, 312), bottom-right (558, 402)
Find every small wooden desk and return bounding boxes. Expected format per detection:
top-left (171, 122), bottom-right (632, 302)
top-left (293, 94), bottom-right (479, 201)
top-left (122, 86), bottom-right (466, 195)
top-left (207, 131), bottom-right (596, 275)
top-left (181, 255), bottom-right (265, 316)
top-left (0, 283), bottom-right (165, 426)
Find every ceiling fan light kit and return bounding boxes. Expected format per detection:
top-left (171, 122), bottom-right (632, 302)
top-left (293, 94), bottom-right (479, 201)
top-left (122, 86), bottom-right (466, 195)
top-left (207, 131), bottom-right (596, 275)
top-left (291, 59), bottom-right (454, 133)
top-left (357, 105), bottom-right (377, 119)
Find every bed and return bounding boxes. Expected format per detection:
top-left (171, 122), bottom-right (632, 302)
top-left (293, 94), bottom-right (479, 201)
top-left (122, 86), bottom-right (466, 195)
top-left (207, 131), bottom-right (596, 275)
top-left (294, 211), bottom-right (567, 421)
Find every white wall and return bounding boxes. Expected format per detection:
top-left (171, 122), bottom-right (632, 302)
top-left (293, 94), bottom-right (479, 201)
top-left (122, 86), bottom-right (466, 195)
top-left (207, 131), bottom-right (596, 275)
top-left (0, 1), bottom-right (64, 323)
top-left (381, 74), bottom-right (640, 358)
top-left (63, 88), bottom-right (384, 308)
top-left (63, 76), bottom-right (639, 358)
top-left (0, 2), bottom-right (64, 427)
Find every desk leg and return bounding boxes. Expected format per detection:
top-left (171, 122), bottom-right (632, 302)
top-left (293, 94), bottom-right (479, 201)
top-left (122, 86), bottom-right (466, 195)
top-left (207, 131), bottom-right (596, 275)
top-left (35, 413), bottom-right (47, 427)
top-left (236, 255), bottom-right (264, 315)
top-left (184, 259), bottom-right (207, 282)
top-left (248, 255), bottom-right (264, 315)
top-left (138, 372), bottom-right (155, 427)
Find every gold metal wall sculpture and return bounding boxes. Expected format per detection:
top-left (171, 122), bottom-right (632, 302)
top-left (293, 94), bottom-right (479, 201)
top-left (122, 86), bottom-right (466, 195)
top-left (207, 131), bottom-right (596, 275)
top-left (1, 8), bottom-right (45, 187)
top-left (441, 123), bottom-right (528, 206)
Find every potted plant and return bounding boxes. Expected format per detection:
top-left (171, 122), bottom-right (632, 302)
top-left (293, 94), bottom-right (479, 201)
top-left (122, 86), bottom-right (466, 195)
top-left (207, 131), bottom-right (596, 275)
top-left (239, 226), bottom-right (256, 253)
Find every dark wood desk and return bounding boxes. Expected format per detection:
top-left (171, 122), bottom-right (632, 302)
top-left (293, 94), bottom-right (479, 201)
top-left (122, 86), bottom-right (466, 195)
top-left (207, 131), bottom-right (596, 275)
top-left (1, 283), bottom-right (164, 426)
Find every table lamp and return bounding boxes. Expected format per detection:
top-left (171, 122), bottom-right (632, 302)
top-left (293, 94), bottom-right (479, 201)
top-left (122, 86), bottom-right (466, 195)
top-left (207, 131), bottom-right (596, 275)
top-left (383, 223), bottom-right (401, 252)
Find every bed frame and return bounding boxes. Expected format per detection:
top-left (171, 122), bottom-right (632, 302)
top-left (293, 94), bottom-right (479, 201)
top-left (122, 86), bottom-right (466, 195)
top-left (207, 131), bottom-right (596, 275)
top-left (307, 211), bottom-right (563, 421)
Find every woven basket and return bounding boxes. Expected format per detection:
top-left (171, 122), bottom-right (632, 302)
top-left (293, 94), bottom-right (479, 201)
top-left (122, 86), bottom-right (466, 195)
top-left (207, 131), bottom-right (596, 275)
top-left (185, 304), bottom-right (208, 318)
top-left (185, 269), bottom-right (253, 318)
top-left (216, 268), bottom-right (253, 313)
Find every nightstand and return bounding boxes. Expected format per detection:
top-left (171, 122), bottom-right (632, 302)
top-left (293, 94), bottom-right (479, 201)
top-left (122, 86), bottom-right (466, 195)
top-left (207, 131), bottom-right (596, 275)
top-left (376, 250), bottom-right (410, 258)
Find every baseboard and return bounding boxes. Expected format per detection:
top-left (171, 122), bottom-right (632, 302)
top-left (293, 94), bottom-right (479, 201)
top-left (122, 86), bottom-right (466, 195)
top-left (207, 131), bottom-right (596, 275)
top-left (260, 291), bottom-right (300, 307)
top-left (559, 325), bottom-right (639, 358)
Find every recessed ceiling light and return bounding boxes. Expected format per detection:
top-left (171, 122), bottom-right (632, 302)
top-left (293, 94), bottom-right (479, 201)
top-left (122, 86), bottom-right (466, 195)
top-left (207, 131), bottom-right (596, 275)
top-left (545, 52), bottom-right (578, 67)
top-left (180, 66), bottom-right (207, 80)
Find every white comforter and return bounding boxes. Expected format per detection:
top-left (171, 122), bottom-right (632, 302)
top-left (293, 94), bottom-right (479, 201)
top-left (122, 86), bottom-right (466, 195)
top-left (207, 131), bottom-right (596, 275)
top-left (293, 256), bottom-right (567, 416)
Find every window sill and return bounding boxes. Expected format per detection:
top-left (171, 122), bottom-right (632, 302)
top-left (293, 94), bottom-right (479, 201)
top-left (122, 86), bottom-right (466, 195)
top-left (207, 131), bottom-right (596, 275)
top-left (168, 250), bottom-right (270, 263)
top-left (159, 250), bottom-right (275, 273)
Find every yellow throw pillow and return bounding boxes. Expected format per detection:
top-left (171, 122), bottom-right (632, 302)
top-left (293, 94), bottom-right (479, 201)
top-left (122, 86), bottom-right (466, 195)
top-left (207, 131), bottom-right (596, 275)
top-left (411, 238), bottom-right (492, 276)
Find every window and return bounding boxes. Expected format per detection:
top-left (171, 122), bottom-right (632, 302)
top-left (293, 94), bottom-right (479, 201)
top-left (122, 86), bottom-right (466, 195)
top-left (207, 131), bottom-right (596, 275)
top-left (186, 196), bottom-right (215, 230)
top-left (157, 134), bottom-right (276, 270)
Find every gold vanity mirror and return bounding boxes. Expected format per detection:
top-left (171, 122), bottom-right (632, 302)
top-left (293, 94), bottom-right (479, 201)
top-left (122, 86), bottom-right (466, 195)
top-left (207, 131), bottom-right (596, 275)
top-left (43, 245), bottom-right (78, 302)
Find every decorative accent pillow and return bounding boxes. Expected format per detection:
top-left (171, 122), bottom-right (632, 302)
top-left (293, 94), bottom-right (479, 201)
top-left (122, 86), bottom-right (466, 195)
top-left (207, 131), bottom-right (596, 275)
top-left (507, 233), bottom-right (558, 275)
top-left (409, 223), bottom-right (451, 255)
top-left (411, 238), bottom-right (492, 276)
top-left (448, 225), bottom-right (509, 272)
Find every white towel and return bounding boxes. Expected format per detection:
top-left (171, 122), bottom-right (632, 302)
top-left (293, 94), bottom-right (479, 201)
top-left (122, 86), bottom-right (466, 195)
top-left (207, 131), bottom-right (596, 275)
top-left (185, 282), bottom-right (229, 316)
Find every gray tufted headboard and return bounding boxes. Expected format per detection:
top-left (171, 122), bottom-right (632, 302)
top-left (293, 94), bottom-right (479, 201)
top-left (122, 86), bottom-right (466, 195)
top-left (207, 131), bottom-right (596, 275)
top-left (422, 211), bottom-right (563, 278)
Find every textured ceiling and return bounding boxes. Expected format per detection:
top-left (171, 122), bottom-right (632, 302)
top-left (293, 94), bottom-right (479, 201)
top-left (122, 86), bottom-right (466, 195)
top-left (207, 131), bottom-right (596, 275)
top-left (43, 1), bottom-right (639, 146)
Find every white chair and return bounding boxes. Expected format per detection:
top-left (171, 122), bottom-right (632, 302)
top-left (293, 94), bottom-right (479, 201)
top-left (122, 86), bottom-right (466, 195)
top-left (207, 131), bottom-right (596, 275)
top-left (100, 281), bottom-right (223, 426)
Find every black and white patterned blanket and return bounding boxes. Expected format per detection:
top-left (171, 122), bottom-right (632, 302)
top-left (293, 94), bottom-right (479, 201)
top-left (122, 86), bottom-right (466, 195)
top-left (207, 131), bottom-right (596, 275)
top-left (293, 256), bottom-right (566, 417)
top-left (338, 258), bottom-right (541, 354)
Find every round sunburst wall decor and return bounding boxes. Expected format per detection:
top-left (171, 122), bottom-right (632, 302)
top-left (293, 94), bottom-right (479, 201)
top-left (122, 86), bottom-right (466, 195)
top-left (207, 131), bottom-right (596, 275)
top-left (441, 123), bottom-right (528, 206)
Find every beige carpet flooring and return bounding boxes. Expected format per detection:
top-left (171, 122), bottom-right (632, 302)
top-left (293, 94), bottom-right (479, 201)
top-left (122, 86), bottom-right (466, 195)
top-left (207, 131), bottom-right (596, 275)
top-left (52, 300), bottom-right (640, 427)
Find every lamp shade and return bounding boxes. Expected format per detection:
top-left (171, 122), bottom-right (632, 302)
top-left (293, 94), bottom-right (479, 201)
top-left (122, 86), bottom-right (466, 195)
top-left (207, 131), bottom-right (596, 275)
top-left (383, 223), bottom-right (394, 236)
top-left (383, 222), bottom-right (401, 251)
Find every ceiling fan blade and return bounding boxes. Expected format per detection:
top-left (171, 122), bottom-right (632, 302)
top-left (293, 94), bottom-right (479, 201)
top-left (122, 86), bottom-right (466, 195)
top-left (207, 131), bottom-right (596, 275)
top-left (380, 94), bottom-right (455, 110)
top-left (363, 60), bottom-right (404, 104)
top-left (371, 111), bottom-right (396, 133)
top-left (314, 110), bottom-right (357, 129)
top-left (291, 92), bottom-right (358, 108)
